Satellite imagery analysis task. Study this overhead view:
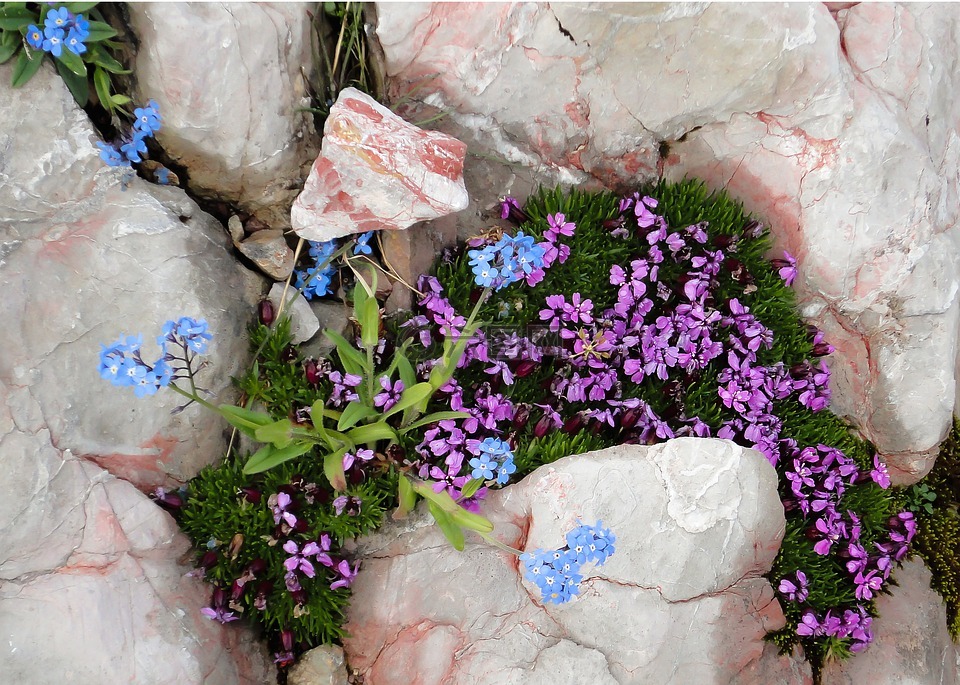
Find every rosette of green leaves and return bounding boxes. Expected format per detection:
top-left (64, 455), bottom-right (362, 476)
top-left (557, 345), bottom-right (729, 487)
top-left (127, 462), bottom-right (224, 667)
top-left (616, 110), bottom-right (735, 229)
top-left (0, 2), bottom-right (130, 113)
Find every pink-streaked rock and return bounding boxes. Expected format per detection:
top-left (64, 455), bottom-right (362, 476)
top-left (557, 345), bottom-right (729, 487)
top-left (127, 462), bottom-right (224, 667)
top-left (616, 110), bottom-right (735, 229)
top-left (344, 439), bottom-right (808, 684)
top-left (290, 88), bottom-right (469, 242)
top-left (374, 1), bottom-right (960, 484)
top-left (0, 62), bottom-right (271, 682)
top-left (128, 3), bottom-right (318, 230)
top-left (821, 559), bottom-right (958, 685)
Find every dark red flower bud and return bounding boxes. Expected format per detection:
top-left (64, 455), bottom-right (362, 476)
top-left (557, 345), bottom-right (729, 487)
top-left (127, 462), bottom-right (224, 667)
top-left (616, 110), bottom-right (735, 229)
top-left (280, 629), bottom-right (294, 652)
top-left (304, 358), bottom-right (322, 385)
top-left (712, 234), bottom-right (736, 249)
top-left (291, 589), bottom-right (306, 606)
top-left (281, 345), bottom-right (298, 363)
top-left (790, 363), bottom-right (810, 379)
top-left (812, 342), bottom-right (832, 357)
top-left (386, 444), bottom-right (406, 463)
top-left (805, 324), bottom-right (820, 338)
top-left (512, 404), bottom-right (531, 430)
top-left (804, 526), bottom-right (820, 541)
top-left (602, 217), bottom-right (625, 231)
top-left (514, 360), bottom-right (538, 378)
top-left (240, 487), bottom-right (261, 504)
top-left (533, 415), bottom-right (553, 439)
top-left (248, 558), bottom-right (267, 575)
top-left (292, 518), bottom-right (309, 533)
top-left (257, 299), bottom-right (275, 326)
top-left (230, 579), bottom-right (246, 601)
top-left (620, 408), bottom-right (641, 430)
top-left (563, 413), bottom-right (584, 434)
top-left (781, 499), bottom-right (799, 512)
top-left (199, 550), bottom-right (219, 569)
top-left (588, 418), bottom-right (605, 435)
top-left (212, 587), bottom-right (228, 607)
top-left (255, 580), bottom-right (273, 596)
top-left (349, 469), bottom-right (365, 485)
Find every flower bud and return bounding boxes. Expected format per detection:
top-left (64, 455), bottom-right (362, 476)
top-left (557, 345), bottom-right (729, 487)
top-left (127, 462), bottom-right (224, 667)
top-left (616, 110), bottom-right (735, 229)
top-left (199, 550), bottom-right (219, 569)
top-left (812, 342), bottom-right (832, 357)
top-left (712, 234), bottom-right (736, 250)
top-left (742, 219), bottom-right (764, 238)
top-left (230, 579), bottom-right (246, 601)
top-left (386, 444), bottom-right (406, 463)
top-left (248, 558), bottom-right (267, 575)
top-left (240, 487), bottom-right (262, 504)
top-left (280, 629), bottom-right (294, 653)
top-left (281, 345), bottom-right (298, 363)
top-left (304, 359), bottom-right (321, 385)
top-left (512, 404), bottom-right (531, 430)
top-left (257, 299), bottom-right (275, 326)
top-left (563, 413), bottom-right (584, 434)
top-left (620, 408), bottom-right (641, 430)
top-left (349, 469), bottom-right (366, 485)
top-left (514, 360), bottom-right (538, 378)
top-left (533, 415), bottom-right (553, 438)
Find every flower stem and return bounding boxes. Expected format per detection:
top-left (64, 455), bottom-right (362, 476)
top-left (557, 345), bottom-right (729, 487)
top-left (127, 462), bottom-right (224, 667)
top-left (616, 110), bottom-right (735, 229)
top-left (478, 531), bottom-right (524, 557)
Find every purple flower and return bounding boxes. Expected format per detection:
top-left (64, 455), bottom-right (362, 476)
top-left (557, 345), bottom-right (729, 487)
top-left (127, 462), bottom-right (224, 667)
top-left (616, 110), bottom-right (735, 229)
top-left (373, 376), bottom-right (404, 411)
top-left (342, 448), bottom-right (375, 471)
top-left (269, 492), bottom-right (297, 527)
top-left (777, 571), bottom-right (809, 603)
top-left (200, 588), bottom-right (239, 624)
top-left (870, 455), bottom-right (891, 489)
top-left (330, 559), bottom-right (360, 590)
top-left (283, 540), bottom-right (320, 578)
top-left (545, 212), bottom-right (576, 242)
top-left (772, 251), bottom-right (798, 286)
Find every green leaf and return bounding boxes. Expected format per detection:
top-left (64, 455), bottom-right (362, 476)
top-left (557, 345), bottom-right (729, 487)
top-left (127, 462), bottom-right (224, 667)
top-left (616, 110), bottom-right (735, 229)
top-left (359, 291), bottom-right (380, 349)
top-left (54, 45), bottom-right (86, 77)
top-left (413, 482), bottom-right (459, 513)
top-left (55, 57), bottom-right (88, 105)
top-left (324, 329), bottom-right (367, 376)
top-left (64, 2), bottom-right (101, 13)
top-left (0, 6), bottom-right (34, 30)
top-left (393, 476), bottom-right (417, 520)
top-left (428, 501), bottom-right (464, 551)
top-left (253, 419), bottom-right (294, 448)
top-left (92, 63), bottom-right (110, 107)
top-left (450, 507), bottom-right (494, 534)
top-left (460, 476), bottom-right (484, 499)
top-left (218, 404), bottom-right (274, 436)
top-left (84, 19), bottom-right (117, 42)
top-left (324, 448), bottom-right (349, 491)
top-left (110, 93), bottom-right (131, 105)
top-left (345, 421), bottom-right (396, 445)
top-left (310, 400), bottom-right (342, 422)
top-left (400, 411), bottom-right (470, 433)
top-left (89, 45), bottom-right (128, 74)
top-left (383, 382), bottom-right (433, 419)
top-left (0, 36), bottom-right (17, 65)
top-left (242, 441), bottom-right (313, 475)
top-left (11, 48), bottom-right (43, 88)
top-left (395, 349), bottom-right (417, 390)
top-left (336, 401), bottom-right (375, 431)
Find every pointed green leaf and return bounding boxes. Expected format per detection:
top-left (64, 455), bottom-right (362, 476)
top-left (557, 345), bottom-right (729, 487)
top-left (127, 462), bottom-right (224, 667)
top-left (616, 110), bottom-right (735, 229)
top-left (449, 507), bottom-right (494, 534)
top-left (254, 419), bottom-right (294, 448)
top-left (393, 476), bottom-right (417, 520)
top-left (459, 476), bottom-right (484, 499)
top-left (0, 6), bottom-right (34, 30)
top-left (242, 441), bottom-right (313, 475)
top-left (400, 411), bottom-right (470, 433)
top-left (55, 57), bottom-right (88, 105)
top-left (92, 63), bottom-right (110, 107)
top-left (84, 19), bottom-right (117, 42)
top-left (428, 501), bottom-right (464, 551)
top-left (89, 45), bottom-right (128, 74)
top-left (336, 401), bottom-right (375, 431)
top-left (64, 2), bottom-right (101, 13)
top-left (395, 349), bottom-right (417, 390)
top-left (413, 482), bottom-right (459, 513)
top-left (324, 329), bottom-right (367, 376)
top-left (11, 48), bottom-right (43, 88)
top-left (345, 421), bottom-right (396, 445)
top-left (218, 404), bottom-right (274, 436)
top-left (359, 293), bottom-right (380, 349)
top-left (110, 93), bottom-right (131, 105)
top-left (324, 447), bottom-right (349, 491)
top-left (54, 44), bottom-right (85, 76)
top-left (0, 37), bottom-right (17, 65)
top-left (383, 382), bottom-right (433, 419)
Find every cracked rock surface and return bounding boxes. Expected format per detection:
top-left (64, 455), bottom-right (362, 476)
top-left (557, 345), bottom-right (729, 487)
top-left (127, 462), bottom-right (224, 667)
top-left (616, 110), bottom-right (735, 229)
top-left (0, 62), bottom-right (272, 682)
top-left (344, 439), bottom-right (810, 684)
top-left (128, 3), bottom-right (319, 230)
top-left (374, 1), bottom-right (960, 484)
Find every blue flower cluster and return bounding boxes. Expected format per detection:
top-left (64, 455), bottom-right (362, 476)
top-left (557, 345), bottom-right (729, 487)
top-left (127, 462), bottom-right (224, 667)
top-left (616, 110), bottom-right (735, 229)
top-left (520, 521), bottom-right (616, 604)
top-left (468, 231), bottom-right (546, 290)
top-left (466, 436), bottom-right (516, 485)
top-left (96, 100), bottom-right (163, 168)
top-left (294, 240), bottom-right (338, 299)
top-left (26, 8), bottom-right (89, 58)
top-left (99, 317), bottom-right (211, 397)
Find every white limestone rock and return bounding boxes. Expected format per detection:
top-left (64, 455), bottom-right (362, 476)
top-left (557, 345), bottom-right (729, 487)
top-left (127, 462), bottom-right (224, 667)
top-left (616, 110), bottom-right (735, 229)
top-left (343, 439), bottom-right (807, 684)
top-left (128, 3), bottom-right (319, 229)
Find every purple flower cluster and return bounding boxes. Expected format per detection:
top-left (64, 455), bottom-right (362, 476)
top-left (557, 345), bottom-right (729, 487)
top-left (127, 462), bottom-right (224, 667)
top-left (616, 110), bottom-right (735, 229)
top-left (797, 606), bottom-right (874, 652)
